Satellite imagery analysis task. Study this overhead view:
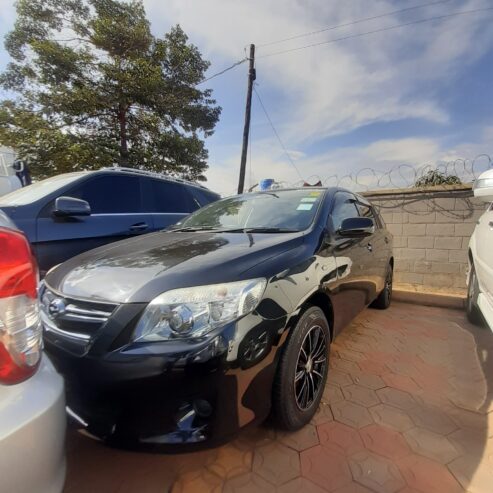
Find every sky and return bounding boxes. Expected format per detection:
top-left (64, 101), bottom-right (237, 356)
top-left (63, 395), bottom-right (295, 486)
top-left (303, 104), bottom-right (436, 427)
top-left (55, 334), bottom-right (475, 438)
top-left (1, 0), bottom-right (493, 195)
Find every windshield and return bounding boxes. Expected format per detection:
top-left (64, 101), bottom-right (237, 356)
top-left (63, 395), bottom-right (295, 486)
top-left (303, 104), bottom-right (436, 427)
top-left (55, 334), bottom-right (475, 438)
top-left (176, 189), bottom-right (325, 232)
top-left (0, 172), bottom-right (86, 206)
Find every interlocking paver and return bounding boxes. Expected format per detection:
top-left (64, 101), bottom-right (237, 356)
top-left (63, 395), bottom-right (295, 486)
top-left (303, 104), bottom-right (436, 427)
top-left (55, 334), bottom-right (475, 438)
top-left (376, 387), bottom-right (418, 411)
top-left (207, 443), bottom-right (252, 479)
top-left (277, 477), bottom-right (327, 493)
top-left (398, 455), bottom-right (463, 493)
top-left (382, 373), bottom-right (421, 393)
top-left (349, 451), bottom-right (405, 493)
top-left (312, 401), bottom-right (334, 426)
top-left (317, 421), bottom-right (364, 456)
top-left (222, 472), bottom-right (274, 493)
top-left (350, 371), bottom-right (386, 390)
top-left (301, 445), bottom-right (352, 491)
top-left (252, 443), bottom-right (300, 486)
top-left (407, 404), bottom-right (458, 435)
top-left (327, 369), bottom-right (354, 387)
top-left (323, 384), bottom-right (344, 404)
top-left (278, 424), bottom-right (319, 451)
top-left (171, 469), bottom-right (222, 493)
top-left (342, 384), bottom-right (379, 407)
top-left (65, 303), bottom-right (493, 493)
top-left (403, 427), bottom-right (460, 464)
top-left (359, 424), bottom-right (411, 459)
top-left (449, 455), bottom-right (493, 493)
top-left (368, 404), bottom-right (414, 432)
top-left (331, 400), bottom-right (374, 429)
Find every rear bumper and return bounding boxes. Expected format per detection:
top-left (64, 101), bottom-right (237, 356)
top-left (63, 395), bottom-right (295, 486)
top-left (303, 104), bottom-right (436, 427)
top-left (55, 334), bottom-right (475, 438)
top-left (0, 354), bottom-right (66, 493)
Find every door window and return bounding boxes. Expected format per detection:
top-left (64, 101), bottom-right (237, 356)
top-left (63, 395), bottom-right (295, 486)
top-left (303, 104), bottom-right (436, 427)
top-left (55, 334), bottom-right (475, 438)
top-left (330, 192), bottom-right (359, 230)
top-left (146, 179), bottom-right (194, 213)
top-left (66, 175), bottom-right (142, 213)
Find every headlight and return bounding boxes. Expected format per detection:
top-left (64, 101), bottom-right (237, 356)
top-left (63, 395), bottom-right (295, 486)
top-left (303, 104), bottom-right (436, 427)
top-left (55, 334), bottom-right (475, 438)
top-left (132, 278), bottom-right (267, 342)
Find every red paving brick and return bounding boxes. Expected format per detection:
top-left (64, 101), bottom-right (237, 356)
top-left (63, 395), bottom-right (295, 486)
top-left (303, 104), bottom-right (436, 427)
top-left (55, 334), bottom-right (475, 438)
top-left (317, 421), bottom-right (364, 456)
top-left (63, 302), bottom-right (493, 493)
top-left (300, 445), bottom-right (352, 491)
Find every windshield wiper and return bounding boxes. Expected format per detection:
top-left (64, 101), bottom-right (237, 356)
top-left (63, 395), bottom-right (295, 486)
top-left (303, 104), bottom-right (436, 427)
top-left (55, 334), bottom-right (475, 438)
top-left (169, 226), bottom-right (219, 232)
top-left (220, 227), bottom-right (300, 233)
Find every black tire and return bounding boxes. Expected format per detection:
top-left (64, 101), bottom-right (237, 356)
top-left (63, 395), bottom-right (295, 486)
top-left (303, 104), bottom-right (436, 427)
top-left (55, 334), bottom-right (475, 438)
top-left (467, 262), bottom-right (483, 325)
top-left (371, 263), bottom-right (393, 310)
top-left (272, 306), bottom-right (330, 431)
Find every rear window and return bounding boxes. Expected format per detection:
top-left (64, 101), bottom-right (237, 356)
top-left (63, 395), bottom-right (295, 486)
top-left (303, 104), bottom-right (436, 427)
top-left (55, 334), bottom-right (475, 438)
top-left (147, 179), bottom-right (194, 213)
top-left (189, 187), bottom-right (220, 208)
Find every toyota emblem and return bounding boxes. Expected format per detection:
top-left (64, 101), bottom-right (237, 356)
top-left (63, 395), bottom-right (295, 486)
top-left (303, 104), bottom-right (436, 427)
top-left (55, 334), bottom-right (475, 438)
top-left (48, 298), bottom-right (66, 318)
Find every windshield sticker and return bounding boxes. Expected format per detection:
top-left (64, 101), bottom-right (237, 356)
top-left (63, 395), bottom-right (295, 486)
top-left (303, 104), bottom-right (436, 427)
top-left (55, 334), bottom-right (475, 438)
top-left (301, 197), bottom-right (317, 203)
top-left (297, 203), bottom-right (313, 211)
top-left (309, 191), bottom-right (321, 197)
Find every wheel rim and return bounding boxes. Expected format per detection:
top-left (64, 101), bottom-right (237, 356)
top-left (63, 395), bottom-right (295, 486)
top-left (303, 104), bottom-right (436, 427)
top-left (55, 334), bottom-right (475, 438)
top-left (385, 269), bottom-right (393, 304)
top-left (294, 325), bottom-right (327, 411)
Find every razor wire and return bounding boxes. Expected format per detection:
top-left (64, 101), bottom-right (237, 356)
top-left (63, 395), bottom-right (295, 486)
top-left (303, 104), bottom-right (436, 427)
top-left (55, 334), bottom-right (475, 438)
top-left (281, 154), bottom-right (492, 192)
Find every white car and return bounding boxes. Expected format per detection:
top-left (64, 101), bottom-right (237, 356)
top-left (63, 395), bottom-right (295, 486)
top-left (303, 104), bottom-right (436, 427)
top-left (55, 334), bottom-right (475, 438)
top-left (467, 169), bottom-right (493, 330)
top-left (0, 210), bottom-right (66, 493)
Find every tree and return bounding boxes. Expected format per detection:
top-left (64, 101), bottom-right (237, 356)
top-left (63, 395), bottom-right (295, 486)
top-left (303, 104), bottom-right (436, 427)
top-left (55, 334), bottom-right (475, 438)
top-left (414, 169), bottom-right (462, 188)
top-left (0, 0), bottom-right (221, 181)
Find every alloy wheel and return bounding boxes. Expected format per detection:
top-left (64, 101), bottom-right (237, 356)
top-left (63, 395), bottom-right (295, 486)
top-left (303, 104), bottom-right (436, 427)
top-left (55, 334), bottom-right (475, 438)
top-left (294, 325), bottom-right (327, 411)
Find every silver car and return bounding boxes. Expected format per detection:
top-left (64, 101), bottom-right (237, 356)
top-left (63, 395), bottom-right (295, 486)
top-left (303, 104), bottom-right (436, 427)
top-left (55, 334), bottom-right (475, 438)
top-left (0, 210), bottom-right (66, 493)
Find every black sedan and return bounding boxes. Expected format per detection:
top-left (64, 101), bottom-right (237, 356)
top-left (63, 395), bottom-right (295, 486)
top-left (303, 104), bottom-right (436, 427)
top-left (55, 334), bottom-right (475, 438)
top-left (41, 187), bottom-right (393, 451)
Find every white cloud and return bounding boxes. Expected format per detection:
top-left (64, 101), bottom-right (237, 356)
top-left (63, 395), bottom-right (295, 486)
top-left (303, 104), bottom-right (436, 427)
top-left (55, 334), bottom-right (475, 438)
top-left (141, 0), bottom-right (493, 193)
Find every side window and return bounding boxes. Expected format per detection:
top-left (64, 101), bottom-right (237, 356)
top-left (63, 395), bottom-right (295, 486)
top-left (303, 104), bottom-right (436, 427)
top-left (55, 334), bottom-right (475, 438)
top-left (190, 187), bottom-right (220, 208)
top-left (147, 179), bottom-right (194, 213)
top-left (66, 175), bottom-right (142, 213)
top-left (330, 192), bottom-right (359, 230)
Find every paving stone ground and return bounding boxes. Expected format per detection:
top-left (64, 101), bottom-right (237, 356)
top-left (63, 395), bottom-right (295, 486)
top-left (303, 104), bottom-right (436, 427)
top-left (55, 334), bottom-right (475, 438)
top-left (63, 302), bottom-right (493, 493)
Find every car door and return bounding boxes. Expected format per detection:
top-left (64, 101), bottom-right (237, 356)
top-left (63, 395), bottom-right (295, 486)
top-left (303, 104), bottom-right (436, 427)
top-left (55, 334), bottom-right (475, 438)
top-left (35, 174), bottom-right (153, 274)
top-left (141, 178), bottom-right (197, 231)
top-left (326, 191), bottom-right (375, 334)
top-left (355, 200), bottom-right (387, 297)
top-left (475, 203), bottom-right (493, 302)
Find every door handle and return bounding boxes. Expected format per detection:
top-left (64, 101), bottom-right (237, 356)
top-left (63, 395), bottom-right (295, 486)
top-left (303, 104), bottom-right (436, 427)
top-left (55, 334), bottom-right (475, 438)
top-left (367, 243), bottom-right (373, 252)
top-left (129, 222), bottom-right (149, 232)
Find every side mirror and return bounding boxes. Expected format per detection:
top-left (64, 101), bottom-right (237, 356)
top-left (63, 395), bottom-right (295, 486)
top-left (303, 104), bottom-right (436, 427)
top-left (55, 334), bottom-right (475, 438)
top-left (12, 160), bottom-right (25, 172)
top-left (338, 217), bottom-right (375, 238)
top-left (53, 196), bottom-right (91, 217)
top-left (473, 173), bottom-right (493, 203)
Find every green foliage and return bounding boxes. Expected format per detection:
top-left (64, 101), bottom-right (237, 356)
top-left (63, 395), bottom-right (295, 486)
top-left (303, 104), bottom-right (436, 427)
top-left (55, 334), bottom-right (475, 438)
top-left (0, 0), bottom-right (221, 180)
top-left (414, 169), bottom-right (462, 188)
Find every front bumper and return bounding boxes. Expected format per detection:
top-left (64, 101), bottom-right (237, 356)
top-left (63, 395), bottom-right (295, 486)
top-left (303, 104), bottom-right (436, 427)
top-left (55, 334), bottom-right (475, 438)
top-left (44, 312), bottom-right (288, 452)
top-left (0, 355), bottom-right (66, 493)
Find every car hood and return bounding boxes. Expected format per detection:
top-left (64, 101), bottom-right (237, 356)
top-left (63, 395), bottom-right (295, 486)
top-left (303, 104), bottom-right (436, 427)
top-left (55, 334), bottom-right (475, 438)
top-left (45, 230), bottom-right (305, 303)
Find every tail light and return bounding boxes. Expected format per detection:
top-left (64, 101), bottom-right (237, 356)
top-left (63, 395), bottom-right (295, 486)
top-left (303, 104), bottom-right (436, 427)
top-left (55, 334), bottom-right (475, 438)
top-left (0, 227), bottom-right (42, 384)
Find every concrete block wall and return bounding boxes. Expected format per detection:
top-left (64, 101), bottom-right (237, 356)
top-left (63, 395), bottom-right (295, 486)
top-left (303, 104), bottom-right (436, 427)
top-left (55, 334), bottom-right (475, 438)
top-left (362, 185), bottom-right (487, 294)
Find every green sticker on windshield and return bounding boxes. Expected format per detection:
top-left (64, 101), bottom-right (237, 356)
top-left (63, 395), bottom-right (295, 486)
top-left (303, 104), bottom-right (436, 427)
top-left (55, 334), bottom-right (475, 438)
top-left (309, 191), bottom-right (321, 196)
top-left (297, 203), bottom-right (313, 211)
top-left (301, 197), bottom-right (317, 203)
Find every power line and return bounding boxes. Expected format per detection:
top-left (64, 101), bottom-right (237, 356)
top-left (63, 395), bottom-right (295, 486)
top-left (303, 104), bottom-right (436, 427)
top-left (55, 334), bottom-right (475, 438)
top-left (198, 57), bottom-right (248, 84)
top-left (258, 0), bottom-right (452, 48)
top-left (257, 6), bottom-right (493, 59)
top-left (253, 86), bottom-right (304, 181)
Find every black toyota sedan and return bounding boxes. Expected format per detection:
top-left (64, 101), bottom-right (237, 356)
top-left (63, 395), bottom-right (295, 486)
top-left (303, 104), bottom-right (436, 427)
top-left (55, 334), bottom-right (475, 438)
top-left (41, 188), bottom-right (393, 451)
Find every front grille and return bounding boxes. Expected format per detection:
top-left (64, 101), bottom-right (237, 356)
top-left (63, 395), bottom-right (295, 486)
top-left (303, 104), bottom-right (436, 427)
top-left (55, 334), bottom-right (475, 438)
top-left (40, 285), bottom-right (118, 341)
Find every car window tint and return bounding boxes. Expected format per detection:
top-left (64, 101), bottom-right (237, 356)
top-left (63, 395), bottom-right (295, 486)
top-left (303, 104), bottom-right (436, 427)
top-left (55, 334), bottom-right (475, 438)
top-left (331, 192), bottom-right (359, 230)
top-left (149, 179), bottom-right (193, 213)
top-left (190, 187), bottom-right (220, 208)
top-left (67, 175), bottom-right (142, 213)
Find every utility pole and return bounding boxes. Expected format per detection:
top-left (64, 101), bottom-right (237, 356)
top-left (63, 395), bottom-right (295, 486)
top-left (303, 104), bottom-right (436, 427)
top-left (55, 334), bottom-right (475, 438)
top-left (238, 44), bottom-right (255, 194)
